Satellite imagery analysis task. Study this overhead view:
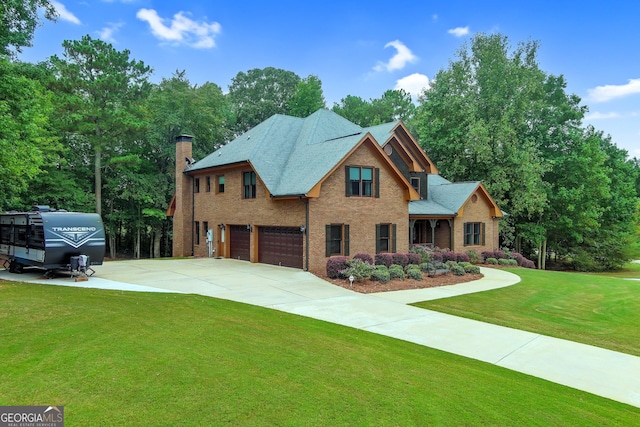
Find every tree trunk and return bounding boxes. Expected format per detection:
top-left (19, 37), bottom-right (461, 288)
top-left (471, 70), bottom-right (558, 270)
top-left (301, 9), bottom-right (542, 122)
top-left (153, 229), bottom-right (161, 258)
top-left (109, 233), bottom-right (116, 259)
top-left (541, 239), bottom-right (547, 270)
top-left (95, 147), bottom-right (102, 215)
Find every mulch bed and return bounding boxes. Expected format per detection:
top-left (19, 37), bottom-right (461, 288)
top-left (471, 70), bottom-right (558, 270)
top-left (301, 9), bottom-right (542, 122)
top-left (315, 272), bottom-right (484, 294)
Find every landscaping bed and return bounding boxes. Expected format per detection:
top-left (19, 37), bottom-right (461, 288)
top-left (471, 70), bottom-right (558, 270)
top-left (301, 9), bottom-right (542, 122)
top-left (317, 272), bottom-right (484, 294)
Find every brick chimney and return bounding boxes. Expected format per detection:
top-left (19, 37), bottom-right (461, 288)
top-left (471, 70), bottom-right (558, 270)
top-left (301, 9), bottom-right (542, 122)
top-left (173, 135), bottom-right (194, 257)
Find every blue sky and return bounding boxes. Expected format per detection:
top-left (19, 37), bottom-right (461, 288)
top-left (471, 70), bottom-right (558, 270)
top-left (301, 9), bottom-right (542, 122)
top-left (20, 1), bottom-right (640, 158)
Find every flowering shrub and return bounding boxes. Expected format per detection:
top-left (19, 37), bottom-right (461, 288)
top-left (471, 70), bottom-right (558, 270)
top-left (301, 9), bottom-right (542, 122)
top-left (326, 256), bottom-right (349, 279)
top-left (466, 249), bottom-right (481, 264)
top-left (375, 253), bottom-right (393, 268)
top-left (340, 258), bottom-right (374, 282)
top-left (353, 253), bottom-right (374, 265)
top-left (392, 253), bottom-right (409, 268)
top-left (410, 245), bottom-right (434, 263)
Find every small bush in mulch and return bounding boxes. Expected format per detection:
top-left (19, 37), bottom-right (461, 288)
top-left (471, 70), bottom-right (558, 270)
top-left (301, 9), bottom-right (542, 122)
top-left (406, 266), bottom-right (423, 281)
top-left (466, 249), bottom-right (481, 264)
top-left (389, 264), bottom-right (405, 280)
top-left (375, 253), bottom-right (393, 268)
top-left (450, 264), bottom-right (466, 276)
top-left (464, 264), bottom-right (481, 274)
top-left (485, 257), bottom-right (498, 265)
top-left (326, 256), bottom-right (349, 279)
top-left (370, 265), bottom-right (391, 284)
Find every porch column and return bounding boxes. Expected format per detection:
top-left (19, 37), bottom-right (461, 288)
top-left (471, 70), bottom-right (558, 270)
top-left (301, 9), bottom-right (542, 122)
top-left (409, 219), bottom-right (416, 246)
top-left (429, 219), bottom-right (437, 247)
top-left (448, 219), bottom-right (453, 251)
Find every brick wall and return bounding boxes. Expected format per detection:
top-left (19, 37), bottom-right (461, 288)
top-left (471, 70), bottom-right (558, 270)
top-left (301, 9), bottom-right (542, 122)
top-left (307, 141), bottom-right (409, 273)
top-left (173, 137), bottom-right (194, 257)
top-left (191, 165), bottom-right (306, 260)
top-left (452, 191), bottom-right (500, 253)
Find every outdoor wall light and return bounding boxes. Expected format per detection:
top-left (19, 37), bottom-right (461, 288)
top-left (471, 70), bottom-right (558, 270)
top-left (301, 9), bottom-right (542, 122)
top-left (300, 225), bottom-right (306, 233)
top-left (219, 223), bottom-right (225, 230)
top-left (246, 224), bottom-right (252, 232)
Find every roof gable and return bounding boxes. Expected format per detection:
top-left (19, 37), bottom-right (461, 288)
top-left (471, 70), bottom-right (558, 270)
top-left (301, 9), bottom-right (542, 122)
top-left (187, 109), bottom-right (416, 198)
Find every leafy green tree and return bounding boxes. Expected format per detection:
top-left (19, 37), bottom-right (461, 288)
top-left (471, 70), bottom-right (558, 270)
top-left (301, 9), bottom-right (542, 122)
top-left (227, 67), bottom-right (300, 133)
top-left (413, 34), bottom-right (550, 240)
top-left (140, 71), bottom-right (232, 257)
top-left (333, 89), bottom-right (415, 127)
top-left (0, 58), bottom-right (57, 209)
top-left (0, 0), bottom-right (57, 57)
top-left (287, 75), bottom-right (326, 118)
top-left (49, 35), bottom-right (152, 216)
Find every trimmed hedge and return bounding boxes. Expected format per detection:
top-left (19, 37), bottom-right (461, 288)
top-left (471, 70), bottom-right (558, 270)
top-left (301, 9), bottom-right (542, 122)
top-left (353, 253), bottom-right (374, 265)
top-left (375, 253), bottom-right (393, 268)
top-left (392, 253), bottom-right (409, 268)
top-left (326, 256), bottom-right (349, 279)
top-left (406, 253), bottom-right (421, 266)
top-left (370, 265), bottom-right (391, 283)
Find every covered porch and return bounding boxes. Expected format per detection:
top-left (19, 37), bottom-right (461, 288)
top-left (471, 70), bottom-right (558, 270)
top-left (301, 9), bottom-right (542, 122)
top-left (410, 218), bottom-right (453, 250)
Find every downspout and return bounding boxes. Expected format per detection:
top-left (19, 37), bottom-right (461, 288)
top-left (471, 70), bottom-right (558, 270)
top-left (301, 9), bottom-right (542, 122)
top-left (191, 174), bottom-right (195, 256)
top-left (302, 197), bottom-right (309, 271)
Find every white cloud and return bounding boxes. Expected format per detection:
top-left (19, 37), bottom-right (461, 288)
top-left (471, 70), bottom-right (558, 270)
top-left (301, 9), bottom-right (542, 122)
top-left (395, 73), bottom-right (430, 99)
top-left (51, 1), bottom-right (81, 24)
top-left (136, 9), bottom-right (221, 49)
top-left (587, 78), bottom-right (640, 103)
top-left (448, 26), bottom-right (469, 37)
top-left (96, 22), bottom-right (124, 43)
top-left (373, 40), bottom-right (418, 73)
top-left (584, 111), bottom-right (621, 120)
top-left (432, 14), bottom-right (438, 21)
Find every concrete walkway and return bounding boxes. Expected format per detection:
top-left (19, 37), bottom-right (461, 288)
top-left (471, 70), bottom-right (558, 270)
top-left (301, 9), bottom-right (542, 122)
top-left (2, 258), bottom-right (639, 409)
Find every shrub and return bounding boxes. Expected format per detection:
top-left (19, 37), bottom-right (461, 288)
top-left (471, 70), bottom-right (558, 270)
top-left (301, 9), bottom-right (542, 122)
top-left (464, 264), bottom-right (481, 274)
top-left (353, 253), bottom-right (373, 265)
top-left (456, 253), bottom-right (470, 263)
top-left (410, 245), bottom-right (433, 263)
top-left (450, 264), bottom-right (466, 276)
top-left (370, 266), bottom-right (391, 283)
top-left (494, 250), bottom-right (506, 259)
top-left (445, 260), bottom-right (458, 268)
top-left (419, 262), bottom-right (432, 273)
top-left (442, 251), bottom-right (457, 262)
top-left (431, 251), bottom-right (444, 262)
top-left (485, 257), bottom-right (498, 265)
top-left (389, 264), bottom-right (405, 280)
top-left (392, 253), bottom-right (409, 268)
top-left (511, 252), bottom-right (525, 266)
top-left (326, 256), bottom-right (349, 279)
top-left (375, 253), bottom-right (393, 268)
top-left (522, 259), bottom-right (536, 269)
top-left (466, 249), bottom-right (481, 264)
top-left (406, 252), bottom-right (421, 266)
top-left (497, 258), bottom-right (511, 266)
top-left (406, 267), bottom-right (423, 281)
top-left (458, 262), bottom-right (472, 268)
top-left (340, 258), bottom-right (375, 282)
top-left (508, 259), bottom-right (518, 266)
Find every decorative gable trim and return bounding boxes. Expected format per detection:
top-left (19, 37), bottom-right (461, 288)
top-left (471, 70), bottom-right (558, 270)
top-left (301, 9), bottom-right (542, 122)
top-left (391, 122), bottom-right (439, 174)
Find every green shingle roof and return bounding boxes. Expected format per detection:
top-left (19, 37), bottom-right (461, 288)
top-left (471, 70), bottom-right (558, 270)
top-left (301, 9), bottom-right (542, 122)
top-left (188, 109), bottom-right (369, 196)
top-left (409, 175), bottom-right (481, 216)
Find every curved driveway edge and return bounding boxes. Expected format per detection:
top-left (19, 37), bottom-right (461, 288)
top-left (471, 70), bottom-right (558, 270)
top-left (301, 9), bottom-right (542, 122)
top-left (2, 258), bottom-right (640, 409)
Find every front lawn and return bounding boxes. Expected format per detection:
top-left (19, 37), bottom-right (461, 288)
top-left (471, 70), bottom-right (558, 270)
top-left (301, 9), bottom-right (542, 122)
top-left (413, 268), bottom-right (640, 356)
top-left (1, 281), bottom-right (638, 425)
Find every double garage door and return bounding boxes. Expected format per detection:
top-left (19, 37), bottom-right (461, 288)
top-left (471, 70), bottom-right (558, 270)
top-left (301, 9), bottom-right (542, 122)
top-left (229, 225), bottom-right (303, 269)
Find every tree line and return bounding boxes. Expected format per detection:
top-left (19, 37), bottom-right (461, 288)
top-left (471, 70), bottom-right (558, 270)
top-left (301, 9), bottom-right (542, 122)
top-left (1, 1), bottom-right (638, 269)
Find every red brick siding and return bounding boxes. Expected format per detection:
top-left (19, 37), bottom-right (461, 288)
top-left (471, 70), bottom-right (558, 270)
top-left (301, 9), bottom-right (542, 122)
top-left (453, 191), bottom-right (500, 252)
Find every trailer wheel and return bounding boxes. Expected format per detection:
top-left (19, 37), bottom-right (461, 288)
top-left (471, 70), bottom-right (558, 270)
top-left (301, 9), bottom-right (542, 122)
top-left (9, 260), bottom-right (23, 274)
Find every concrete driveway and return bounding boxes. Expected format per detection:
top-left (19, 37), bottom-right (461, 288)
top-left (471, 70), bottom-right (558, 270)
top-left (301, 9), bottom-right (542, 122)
top-left (2, 257), bottom-right (639, 409)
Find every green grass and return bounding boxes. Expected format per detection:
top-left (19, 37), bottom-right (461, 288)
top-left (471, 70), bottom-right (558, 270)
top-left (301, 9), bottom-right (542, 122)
top-left (413, 268), bottom-right (640, 357)
top-left (1, 282), bottom-right (638, 425)
top-left (594, 261), bottom-right (640, 279)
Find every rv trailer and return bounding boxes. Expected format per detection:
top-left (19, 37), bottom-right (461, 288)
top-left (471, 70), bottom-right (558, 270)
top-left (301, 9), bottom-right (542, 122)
top-left (0, 206), bottom-right (105, 276)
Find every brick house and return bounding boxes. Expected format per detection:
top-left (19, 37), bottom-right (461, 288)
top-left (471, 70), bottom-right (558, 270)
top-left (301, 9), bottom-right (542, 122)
top-left (168, 109), bottom-right (503, 273)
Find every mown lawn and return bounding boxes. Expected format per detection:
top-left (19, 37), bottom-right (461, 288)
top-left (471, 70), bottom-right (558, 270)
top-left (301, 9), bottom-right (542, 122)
top-left (414, 267), bottom-right (640, 357)
top-left (1, 282), bottom-right (638, 425)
